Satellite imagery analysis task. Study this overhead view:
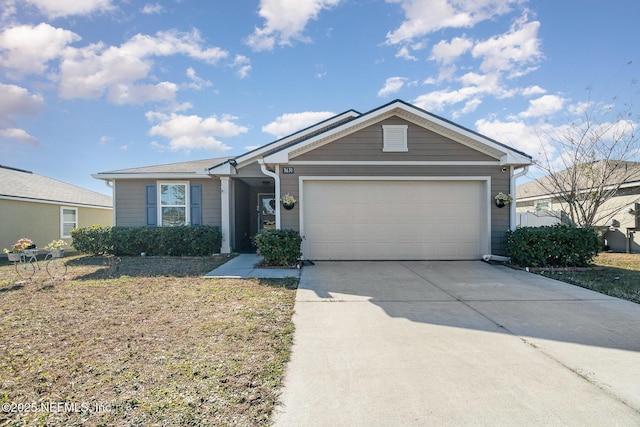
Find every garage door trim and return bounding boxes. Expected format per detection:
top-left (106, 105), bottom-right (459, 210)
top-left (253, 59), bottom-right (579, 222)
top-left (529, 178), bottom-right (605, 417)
top-left (299, 176), bottom-right (491, 260)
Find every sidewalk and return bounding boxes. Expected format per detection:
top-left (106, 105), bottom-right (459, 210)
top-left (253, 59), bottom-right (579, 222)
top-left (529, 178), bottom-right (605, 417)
top-left (203, 253), bottom-right (301, 279)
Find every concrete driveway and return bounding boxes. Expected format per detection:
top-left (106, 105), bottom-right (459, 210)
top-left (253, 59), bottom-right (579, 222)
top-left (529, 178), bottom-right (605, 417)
top-left (272, 261), bottom-right (640, 426)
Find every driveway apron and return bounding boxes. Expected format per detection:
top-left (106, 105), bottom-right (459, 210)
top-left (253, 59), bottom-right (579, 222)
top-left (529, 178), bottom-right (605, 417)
top-left (272, 261), bottom-right (640, 426)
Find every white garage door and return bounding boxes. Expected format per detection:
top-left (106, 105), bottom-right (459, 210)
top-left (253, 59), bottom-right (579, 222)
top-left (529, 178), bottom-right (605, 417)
top-left (302, 180), bottom-right (487, 260)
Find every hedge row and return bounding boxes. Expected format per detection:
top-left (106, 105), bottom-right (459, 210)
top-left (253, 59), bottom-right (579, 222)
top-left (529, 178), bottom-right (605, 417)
top-left (504, 225), bottom-right (600, 268)
top-left (71, 225), bottom-right (222, 256)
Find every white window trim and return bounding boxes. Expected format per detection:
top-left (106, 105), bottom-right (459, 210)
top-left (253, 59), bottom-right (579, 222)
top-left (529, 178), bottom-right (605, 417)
top-left (382, 125), bottom-right (408, 152)
top-left (157, 181), bottom-right (190, 226)
top-left (60, 206), bottom-right (78, 238)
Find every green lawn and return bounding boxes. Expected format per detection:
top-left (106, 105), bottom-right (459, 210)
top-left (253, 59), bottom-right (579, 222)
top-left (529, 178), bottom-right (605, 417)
top-left (537, 253), bottom-right (640, 304)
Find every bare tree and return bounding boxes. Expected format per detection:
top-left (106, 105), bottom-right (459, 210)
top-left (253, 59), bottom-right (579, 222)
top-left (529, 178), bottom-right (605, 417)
top-left (534, 81), bottom-right (640, 228)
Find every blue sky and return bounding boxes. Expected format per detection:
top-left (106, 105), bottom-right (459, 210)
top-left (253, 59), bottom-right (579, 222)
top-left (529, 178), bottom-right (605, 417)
top-left (1, 0), bottom-right (638, 195)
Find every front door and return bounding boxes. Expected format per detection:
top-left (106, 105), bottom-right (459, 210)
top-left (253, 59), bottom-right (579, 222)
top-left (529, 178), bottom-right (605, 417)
top-left (258, 194), bottom-right (276, 231)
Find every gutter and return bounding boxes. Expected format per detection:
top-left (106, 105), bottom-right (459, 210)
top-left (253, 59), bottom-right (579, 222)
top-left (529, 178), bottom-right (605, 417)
top-left (258, 159), bottom-right (281, 229)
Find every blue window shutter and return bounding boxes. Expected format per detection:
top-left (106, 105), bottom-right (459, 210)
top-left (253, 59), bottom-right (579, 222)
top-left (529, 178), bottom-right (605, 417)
top-left (190, 183), bottom-right (202, 225)
top-left (146, 184), bottom-right (157, 226)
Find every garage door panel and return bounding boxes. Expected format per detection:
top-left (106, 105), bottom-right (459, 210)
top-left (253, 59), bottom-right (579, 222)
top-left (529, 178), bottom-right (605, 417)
top-left (303, 180), bottom-right (487, 260)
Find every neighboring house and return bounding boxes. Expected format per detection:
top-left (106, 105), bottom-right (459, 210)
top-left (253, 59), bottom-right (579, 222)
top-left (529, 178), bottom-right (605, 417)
top-left (516, 162), bottom-right (640, 253)
top-left (1, 165), bottom-right (113, 254)
top-left (93, 100), bottom-right (532, 260)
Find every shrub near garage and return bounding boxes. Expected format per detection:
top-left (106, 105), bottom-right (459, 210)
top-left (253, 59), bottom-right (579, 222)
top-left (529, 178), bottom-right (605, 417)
top-left (253, 229), bottom-right (303, 266)
top-left (505, 224), bottom-right (600, 268)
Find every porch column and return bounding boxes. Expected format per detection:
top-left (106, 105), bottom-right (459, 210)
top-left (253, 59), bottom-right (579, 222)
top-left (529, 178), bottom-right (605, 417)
top-left (220, 176), bottom-right (231, 254)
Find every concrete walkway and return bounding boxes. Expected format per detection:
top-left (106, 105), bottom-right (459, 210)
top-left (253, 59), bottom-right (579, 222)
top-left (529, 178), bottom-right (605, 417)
top-left (273, 261), bottom-right (640, 426)
top-left (203, 253), bottom-right (301, 279)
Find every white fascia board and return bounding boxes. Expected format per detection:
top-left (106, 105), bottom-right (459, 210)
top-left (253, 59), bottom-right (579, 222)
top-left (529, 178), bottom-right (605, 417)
top-left (207, 163), bottom-right (235, 175)
top-left (500, 152), bottom-right (534, 166)
top-left (264, 150), bottom-right (291, 164)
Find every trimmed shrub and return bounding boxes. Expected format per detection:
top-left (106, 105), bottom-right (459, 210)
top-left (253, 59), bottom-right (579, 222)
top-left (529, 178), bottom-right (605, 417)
top-left (70, 225), bottom-right (113, 255)
top-left (504, 225), bottom-right (600, 268)
top-left (252, 229), bottom-right (303, 266)
top-left (72, 225), bottom-right (222, 256)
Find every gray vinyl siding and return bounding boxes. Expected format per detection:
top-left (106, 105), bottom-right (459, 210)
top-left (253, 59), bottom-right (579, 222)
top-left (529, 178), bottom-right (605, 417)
top-left (294, 117), bottom-right (495, 162)
top-left (114, 178), bottom-right (222, 227)
top-left (279, 164), bottom-right (511, 255)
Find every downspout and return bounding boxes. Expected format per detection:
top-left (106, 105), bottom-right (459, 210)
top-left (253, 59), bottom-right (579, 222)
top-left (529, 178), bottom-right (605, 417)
top-left (510, 165), bottom-right (529, 231)
top-left (258, 159), bottom-right (281, 229)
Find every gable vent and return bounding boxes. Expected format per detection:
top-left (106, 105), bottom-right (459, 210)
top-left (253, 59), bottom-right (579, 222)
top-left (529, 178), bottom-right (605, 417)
top-left (382, 125), bottom-right (408, 152)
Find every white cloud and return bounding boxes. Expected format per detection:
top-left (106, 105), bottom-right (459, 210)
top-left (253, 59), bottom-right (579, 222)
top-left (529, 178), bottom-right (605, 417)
top-left (0, 23), bottom-right (80, 76)
top-left (184, 67), bottom-right (213, 90)
top-left (413, 71), bottom-right (502, 112)
top-left (246, 0), bottom-right (342, 51)
top-left (522, 85), bottom-right (546, 96)
top-left (141, 3), bottom-right (164, 14)
top-left (475, 117), bottom-right (556, 159)
top-left (517, 94), bottom-right (566, 118)
top-left (262, 111), bottom-right (335, 138)
top-left (430, 36), bottom-right (473, 65)
top-left (378, 77), bottom-right (407, 97)
top-left (58, 29), bottom-right (228, 103)
top-left (385, 0), bottom-right (522, 45)
top-left (21, 0), bottom-right (115, 18)
top-left (145, 111), bottom-right (247, 152)
top-left (471, 18), bottom-right (542, 76)
top-left (411, 14), bottom-right (543, 118)
top-left (453, 98), bottom-right (482, 118)
top-left (0, 83), bottom-right (44, 126)
top-left (108, 82), bottom-right (178, 105)
top-left (0, 127), bottom-right (38, 144)
top-left (395, 46), bottom-right (417, 61)
top-left (231, 55), bottom-right (252, 79)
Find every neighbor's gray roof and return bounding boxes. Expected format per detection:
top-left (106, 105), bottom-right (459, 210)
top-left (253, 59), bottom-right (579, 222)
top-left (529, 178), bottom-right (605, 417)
top-left (95, 157), bottom-right (231, 176)
top-left (0, 165), bottom-right (112, 208)
top-left (517, 161), bottom-right (640, 200)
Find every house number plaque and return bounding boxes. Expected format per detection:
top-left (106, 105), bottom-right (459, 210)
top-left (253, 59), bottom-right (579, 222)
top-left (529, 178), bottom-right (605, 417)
top-left (282, 167), bottom-right (295, 174)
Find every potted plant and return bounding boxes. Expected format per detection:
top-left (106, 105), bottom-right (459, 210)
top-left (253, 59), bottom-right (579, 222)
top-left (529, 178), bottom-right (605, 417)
top-left (281, 193), bottom-right (297, 210)
top-left (494, 192), bottom-right (514, 208)
top-left (3, 238), bottom-right (34, 262)
top-left (44, 240), bottom-right (68, 258)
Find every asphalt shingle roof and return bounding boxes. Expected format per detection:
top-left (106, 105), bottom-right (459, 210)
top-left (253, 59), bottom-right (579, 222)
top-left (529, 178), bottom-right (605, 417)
top-left (0, 165), bottom-right (112, 208)
top-left (517, 161), bottom-right (640, 199)
top-left (98, 158), bottom-right (231, 174)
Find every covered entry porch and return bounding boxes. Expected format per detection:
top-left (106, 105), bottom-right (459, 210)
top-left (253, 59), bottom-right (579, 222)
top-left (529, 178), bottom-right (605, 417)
top-left (218, 161), bottom-right (277, 253)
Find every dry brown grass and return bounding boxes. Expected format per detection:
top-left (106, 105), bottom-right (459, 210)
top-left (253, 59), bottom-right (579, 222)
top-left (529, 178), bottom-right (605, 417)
top-left (0, 255), bottom-right (297, 426)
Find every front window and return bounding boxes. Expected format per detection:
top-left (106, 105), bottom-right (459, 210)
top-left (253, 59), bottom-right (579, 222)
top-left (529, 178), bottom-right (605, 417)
top-left (61, 207), bottom-right (77, 237)
top-left (158, 182), bottom-right (189, 226)
top-left (535, 201), bottom-right (550, 211)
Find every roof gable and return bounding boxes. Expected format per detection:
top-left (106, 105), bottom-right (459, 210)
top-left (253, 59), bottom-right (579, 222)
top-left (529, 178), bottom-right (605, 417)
top-left (293, 115), bottom-right (497, 163)
top-left (264, 100), bottom-right (532, 166)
